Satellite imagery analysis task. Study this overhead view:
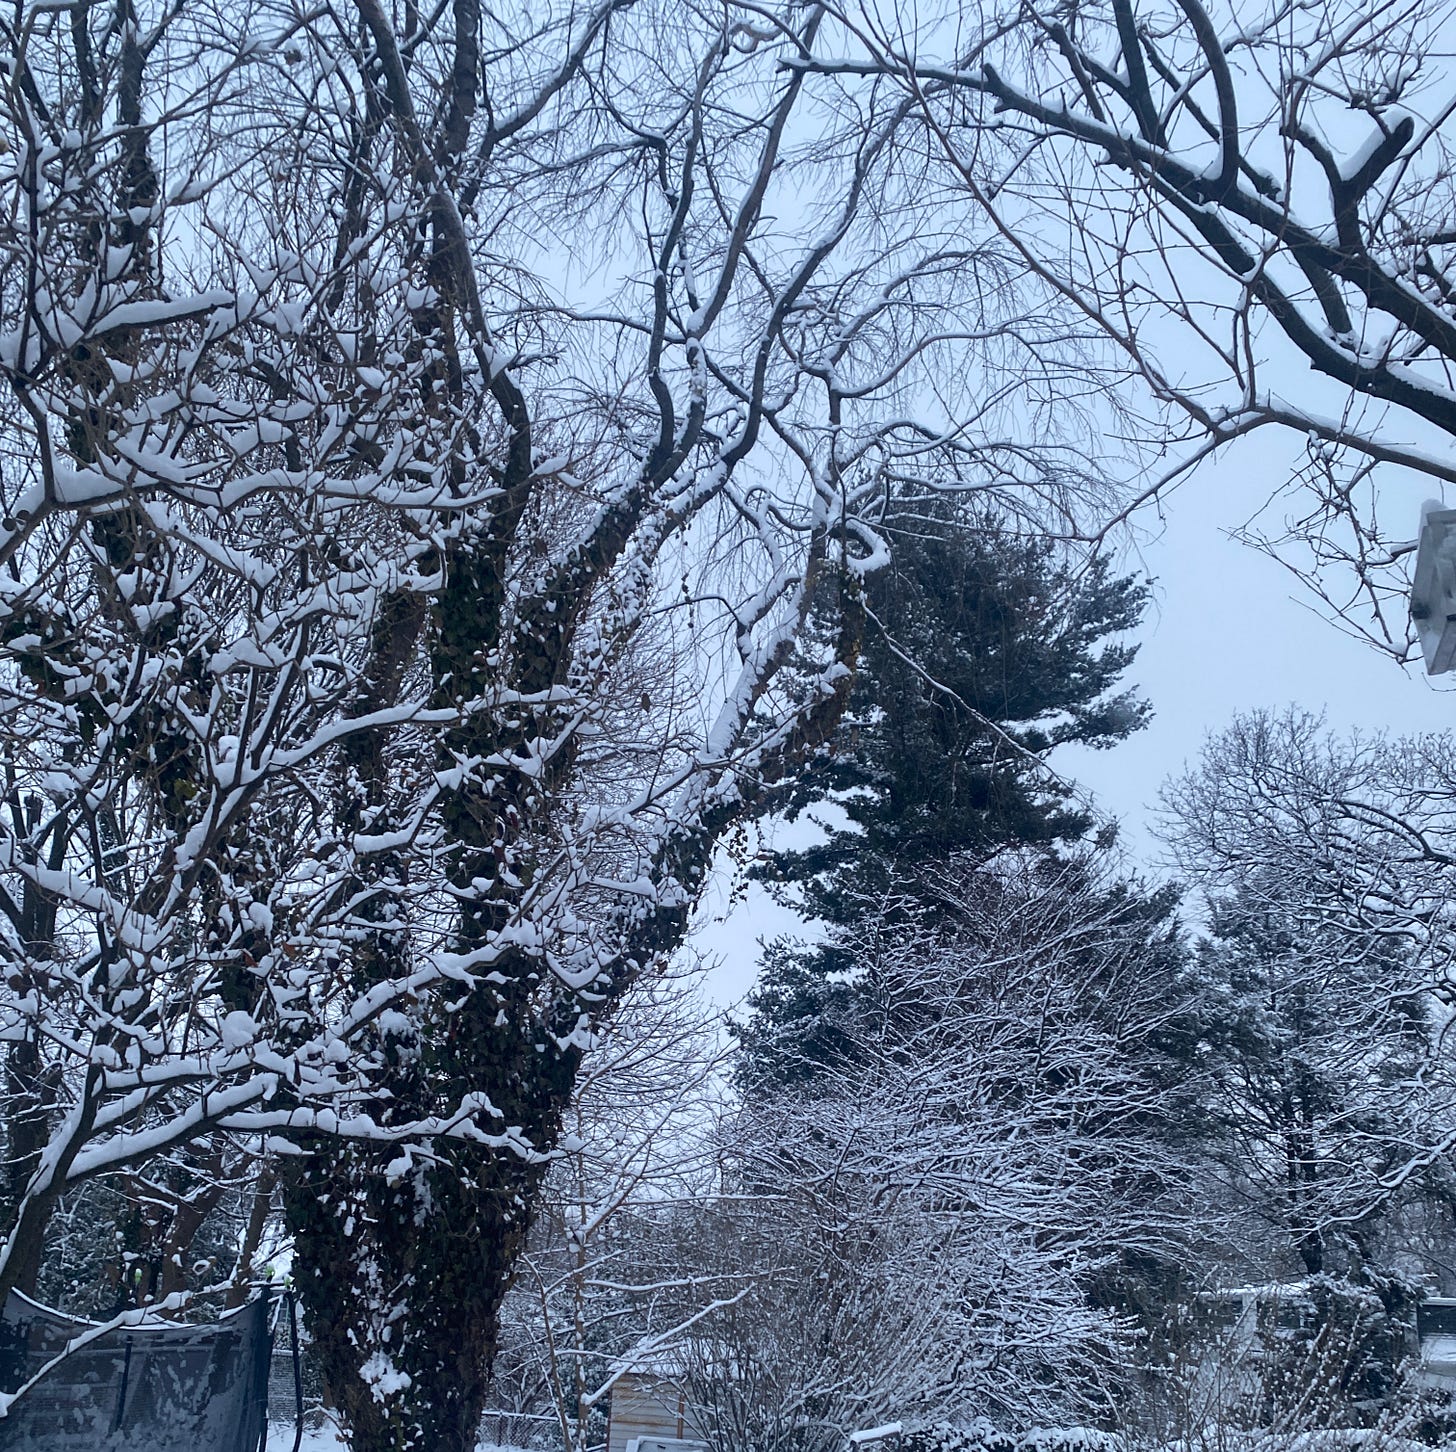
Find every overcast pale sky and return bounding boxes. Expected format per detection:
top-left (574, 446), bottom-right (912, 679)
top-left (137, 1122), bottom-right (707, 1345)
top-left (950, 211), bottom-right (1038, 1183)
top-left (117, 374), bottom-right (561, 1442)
top-left (1062, 446), bottom-right (1456, 855)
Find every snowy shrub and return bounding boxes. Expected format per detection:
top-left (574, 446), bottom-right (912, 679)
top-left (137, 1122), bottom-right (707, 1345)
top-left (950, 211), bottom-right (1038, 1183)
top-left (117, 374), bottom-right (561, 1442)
top-left (1253, 1277), bottom-right (1421, 1429)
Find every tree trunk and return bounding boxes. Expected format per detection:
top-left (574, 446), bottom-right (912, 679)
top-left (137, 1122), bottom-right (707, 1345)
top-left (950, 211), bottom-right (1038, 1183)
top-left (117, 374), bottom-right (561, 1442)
top-left (283, 996), bottom-right (578, 1452)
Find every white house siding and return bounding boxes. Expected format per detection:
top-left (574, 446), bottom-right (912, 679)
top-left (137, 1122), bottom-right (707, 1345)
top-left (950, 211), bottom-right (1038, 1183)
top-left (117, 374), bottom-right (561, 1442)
top-left (606, 1374), bottom-right (688, 1452)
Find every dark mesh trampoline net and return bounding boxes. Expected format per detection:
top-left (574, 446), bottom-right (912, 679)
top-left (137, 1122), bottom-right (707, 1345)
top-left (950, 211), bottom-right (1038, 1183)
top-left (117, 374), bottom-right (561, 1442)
top-left (0, 1290), bottom-right (270, 1452)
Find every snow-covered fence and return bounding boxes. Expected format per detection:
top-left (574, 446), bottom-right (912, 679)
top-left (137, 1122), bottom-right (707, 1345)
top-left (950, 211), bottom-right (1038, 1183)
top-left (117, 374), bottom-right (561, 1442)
top-left (475, 1408), bottom-right (568, 1452)
top-left (268, 1326), bottom-right (325, 1437)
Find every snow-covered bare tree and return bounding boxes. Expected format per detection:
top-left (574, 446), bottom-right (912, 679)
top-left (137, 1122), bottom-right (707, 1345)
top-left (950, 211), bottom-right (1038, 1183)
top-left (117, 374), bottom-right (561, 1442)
top-left (796, 0), bottom-right (1456, 649)
top-left (0, 0), bottom-right (1127, 1445)
top-left (1158, 709), bottom-right (1456, 1279)
top-left (1160, 709), bottom-right (1456, 981)
top-left (491, 963), bottom-right (729, 1452)
top-left (698, 850), bottom-right (1200, 1439)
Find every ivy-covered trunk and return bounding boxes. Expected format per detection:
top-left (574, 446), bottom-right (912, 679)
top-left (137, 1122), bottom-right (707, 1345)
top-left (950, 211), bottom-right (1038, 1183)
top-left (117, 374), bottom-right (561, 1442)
top-left (284, 1085), bottom-right (568, 1452)
top-left (283, 516), bottom-right (592, 1450)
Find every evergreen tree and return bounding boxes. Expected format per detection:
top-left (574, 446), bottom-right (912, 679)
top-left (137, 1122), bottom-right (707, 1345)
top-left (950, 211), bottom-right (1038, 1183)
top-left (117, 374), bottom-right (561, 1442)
top-left (736, 850), bottom-right (1185, 1097)
top-left (738, 512), bottom-right (1152, 1091)
top-left (759, 511), bottom-right (1150, 925)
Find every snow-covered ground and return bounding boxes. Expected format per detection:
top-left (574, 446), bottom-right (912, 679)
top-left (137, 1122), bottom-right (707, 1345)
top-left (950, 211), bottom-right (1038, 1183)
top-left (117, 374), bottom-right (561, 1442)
top-left (266, 1427), bottom-right (537, 1452)
top-left (263, 1428), bottom-right (1444, 1452)
top-left (267, 1425), bottom-right (344, 1452)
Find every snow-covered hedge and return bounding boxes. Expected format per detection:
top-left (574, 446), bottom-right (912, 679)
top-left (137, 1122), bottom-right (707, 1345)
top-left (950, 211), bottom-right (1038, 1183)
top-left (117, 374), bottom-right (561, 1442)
top-left (901, 1424), bottom-right (1125, 1452)
top-left (899, 1424), bottom-right (1449, 1452)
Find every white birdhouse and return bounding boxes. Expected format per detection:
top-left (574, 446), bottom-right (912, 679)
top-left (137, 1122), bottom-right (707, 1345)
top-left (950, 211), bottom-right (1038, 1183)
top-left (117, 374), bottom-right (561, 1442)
top-left (1411, 502), bottom-right (1456, 674)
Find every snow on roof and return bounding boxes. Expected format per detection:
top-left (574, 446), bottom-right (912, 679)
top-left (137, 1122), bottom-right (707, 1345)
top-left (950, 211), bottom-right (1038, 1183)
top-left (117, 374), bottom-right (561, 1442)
top-left (850, 1426), bottom-right (904, 1445)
